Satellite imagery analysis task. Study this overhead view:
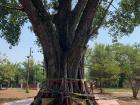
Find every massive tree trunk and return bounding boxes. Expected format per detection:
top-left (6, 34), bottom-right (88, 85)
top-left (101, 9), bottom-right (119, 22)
top-left (31, 53), bottom-right (98, 105)
top-left (19, 0), bottom-right (101, 104)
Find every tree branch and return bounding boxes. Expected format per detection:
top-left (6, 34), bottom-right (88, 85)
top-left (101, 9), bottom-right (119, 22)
top-left (0, 3), bottom-right (23, 11)
top-left (19, 0), bottom-right (61, 76)
top-left (53, 0), bottom-right (72, 51)
top-left (89, 0), bottom-right (114, 35)
top-left (66, 0), bottom-right (100, 70)
top-left (67, 0), bottom-right (88, 46)
top-left (70, 0), bottom-right (88, 29)
top-left (58, 0), bottom-right (71, 12)
top-left (72, 0), bottom-right (100, 48)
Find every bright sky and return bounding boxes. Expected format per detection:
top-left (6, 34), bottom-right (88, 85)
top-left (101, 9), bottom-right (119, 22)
top-left (0, 0), bottom-right (140, 63)
top-left (0, 24), bottom-right (43, 63)
top-left (93, 26), bottom-right (140, 45)
top-left (0, 24), bottom-right (140, 63)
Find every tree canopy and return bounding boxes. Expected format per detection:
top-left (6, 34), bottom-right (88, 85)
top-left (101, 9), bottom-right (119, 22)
top-left (0, 0), bottom-right (140, 46)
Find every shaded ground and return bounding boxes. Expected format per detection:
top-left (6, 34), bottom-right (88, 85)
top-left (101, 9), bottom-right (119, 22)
top-left (112, 92), bottom-right (140, 105)
top-left (94, 88), bottom-right (140, 105)
top-left (0, 88), bottom-right (38, 104)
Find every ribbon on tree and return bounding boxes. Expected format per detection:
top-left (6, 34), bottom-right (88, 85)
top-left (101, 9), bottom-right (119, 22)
top-left (46, 78), bottom-right (85, 83)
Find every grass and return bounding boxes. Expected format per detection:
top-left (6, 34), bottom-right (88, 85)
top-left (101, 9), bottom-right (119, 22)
top-left (25, 88), bottom-right (30, 93)
top-left (102, 88), bottom-right (132, 93)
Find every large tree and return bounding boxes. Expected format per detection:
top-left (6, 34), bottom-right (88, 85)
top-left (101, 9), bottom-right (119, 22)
top-left (1, 0), bottom-right (140, 105)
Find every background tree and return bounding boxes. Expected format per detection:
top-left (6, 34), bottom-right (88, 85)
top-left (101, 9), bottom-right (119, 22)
top-left (0, 52), bottom-right (44, 88)
top-left (32, 63), bottom-right (45, 84)
top-left (86, 44), bottom-right (120, 93)
top-left (113, 43), bottom-right (140, 98)
top-left (1, 0), bottom-right (140, 104)
top-left (0, 58), bottom-right (18, 87)
top-left (22, 59), bottom-right (44, 85)
top-left (86, 43), bottom-right (140, 98)
top-left (111, 43), bottom-right (127, 88)
top-left (0, 53), bottom-right (9, 88)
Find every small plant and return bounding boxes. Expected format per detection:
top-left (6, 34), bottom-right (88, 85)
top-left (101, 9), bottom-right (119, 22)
top-left (25, 88), bottom-right (30, 93)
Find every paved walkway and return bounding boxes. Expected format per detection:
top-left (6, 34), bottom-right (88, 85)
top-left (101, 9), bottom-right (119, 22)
top-left (95, 94), bottom-right (120, 105)
top-left (1, 98), bottom-right (33, 105)
top-left (96, 100), bottom-right (120, 105)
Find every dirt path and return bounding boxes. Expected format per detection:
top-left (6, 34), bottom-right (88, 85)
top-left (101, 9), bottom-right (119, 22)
top-left (118, 101), bottom-right (140, 105)
top-left (1, 98), bottom-right (33, 105)
top-left (94, 92), bottom-right (140, 105)
top-left (0, 88), bottom-right (38, 104)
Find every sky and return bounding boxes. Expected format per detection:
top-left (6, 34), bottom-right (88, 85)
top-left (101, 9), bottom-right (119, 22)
top-left (0, 24), bottom-right (43, 63)
top-left (93, 26), bottom-right (140, 45)
top-left (0, 24), bottom-right (140, 63)
top-left (0, 0), bottom-right (140, 63)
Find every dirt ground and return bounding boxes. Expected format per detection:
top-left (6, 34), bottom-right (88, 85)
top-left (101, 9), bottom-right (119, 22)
top-left (113, 92), bottom-right (140, 105)
top-left (0, 88), bottom-right (140, 105)
top-left (0, 88), bottom-right (38, 104)
top-left (95, 92), bottom-right (140, 105)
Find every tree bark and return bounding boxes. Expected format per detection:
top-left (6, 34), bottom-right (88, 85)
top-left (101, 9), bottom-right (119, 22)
top-left (128, 76), bottom-right (140, 99)
top-left (130, 80), bottom-right (140, 99)
top-left (19, 0), bottom-right (100, 104)
top-left (31, 52), bottom-right (97, 105)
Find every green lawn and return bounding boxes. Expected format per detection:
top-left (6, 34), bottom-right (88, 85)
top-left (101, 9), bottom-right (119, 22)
top-left (102, 88), bottom-right (132, 93)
